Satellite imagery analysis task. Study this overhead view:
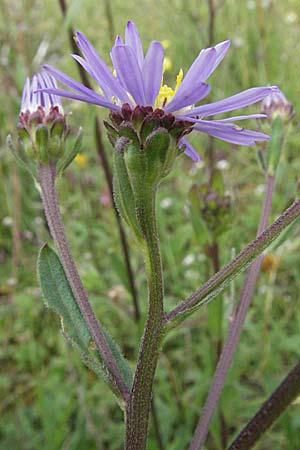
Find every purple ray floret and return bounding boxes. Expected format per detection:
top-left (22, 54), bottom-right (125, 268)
top-left (39, 20), bottom-right (279, 161)
top-left (125, 20), bottom-right (144, 68)
top-left (111, 44), bottom-right (147, 105)
top-left (142, 41), bottom-right (164, 106)
top-left (21, 71), bottom-right (62, 114)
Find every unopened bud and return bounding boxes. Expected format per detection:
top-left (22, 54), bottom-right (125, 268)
top-left (14, 71), bottom-right (82, 175)
top-left (17, 72), bottom-right (68, 165)
top-left (262, 89), bottom-right (294, 123)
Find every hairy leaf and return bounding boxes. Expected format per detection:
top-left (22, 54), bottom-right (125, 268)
top-left (37, 244), bottom-right (132, 395)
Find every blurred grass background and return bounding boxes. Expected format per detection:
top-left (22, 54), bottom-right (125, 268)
top-left (1, 0), bottom-right (300, 449)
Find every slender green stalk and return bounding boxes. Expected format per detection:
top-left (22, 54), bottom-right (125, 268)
top-left (227, 361), bottom-right (300, 450)
top-left (38, 162), bottom-right (129, 400)
top-left (125, 187), bottom-right (164, 450)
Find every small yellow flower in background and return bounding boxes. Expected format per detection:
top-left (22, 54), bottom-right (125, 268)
top-left (261, 253), bottom-right (280, 272)
top-left (75, 153), bottom-right (87, 167)
top-left (163, 57), bottom-right (172, 72)
top-left (161, 39), bottom-right (170, 49)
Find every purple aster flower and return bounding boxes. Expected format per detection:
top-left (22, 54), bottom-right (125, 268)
top-left (39, 21), bottom-right (279, 162)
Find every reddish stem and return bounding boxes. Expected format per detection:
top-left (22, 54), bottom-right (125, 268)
top-left (189, 175), bottom-right (275, 450)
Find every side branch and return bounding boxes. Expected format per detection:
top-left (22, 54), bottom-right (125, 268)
top-left (165, 196), bottom-right (300, 325)
top-left (227, 361), bottom-right (300, 450)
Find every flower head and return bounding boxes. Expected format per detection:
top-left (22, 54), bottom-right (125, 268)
top-left (17, 72), bottom-right (81, 171)
top-left (261, 88), bottom-right (294, 123)
top-left (40, 21), bottom-right (279, 161)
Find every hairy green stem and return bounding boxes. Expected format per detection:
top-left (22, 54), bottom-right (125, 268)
top-left (38, 162), bottom-right (129, 400)
top-left (125, 188), bottom-right (164, 450)
top-left (227, 361), bottom-right (300, 450)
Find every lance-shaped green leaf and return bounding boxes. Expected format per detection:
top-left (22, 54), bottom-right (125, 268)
top-left (56, 128), bottom-right (83, 176)
top-left (37, 244), bottom-right (132, 396)
top-left (113, 137), bottom-right (143, 241)
top-left (7, 134), bottom-right (37, 179)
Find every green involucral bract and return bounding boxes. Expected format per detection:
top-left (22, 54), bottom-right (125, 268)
top-left (112, 115), bottom-right (184, 241)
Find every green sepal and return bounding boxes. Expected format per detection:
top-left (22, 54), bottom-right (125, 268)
top-left (7, 134), bottom-right (37, 179)
top-left (37, 244), bottom-right (133, 397)
top-left (56, 128), bottom-right (83, 176)
top-left (140, 116), bottom-right (161, 142)
top-left (143, 127), bottom-right (172, 182)
top-left (188, 183), bottom-right (212, 246)
top-left (18, 127), bottom-right (30, 144)
top-left (123, 138), bottom-right (145, 189)
top-left (119, 122), bottom-right (140, 147)
top-left (266, 116), bottom-right (284, 176)
top-left (103, 121), bottom-right (119, 146)
top-left (113, 137), bottom-right (143, 240)
top-left (50, 117), bottom-right (65, 138)
top-left (35, 124), bottom-right (49, 163)
top-left (49, 134), bottom-right (63, 159)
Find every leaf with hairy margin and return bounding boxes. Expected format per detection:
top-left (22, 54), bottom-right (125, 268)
top-left (37, 244), bottom-right (132, 397)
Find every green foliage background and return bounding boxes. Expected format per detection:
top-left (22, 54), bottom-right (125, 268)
top-left (1, 0), bottom-right (300, 449)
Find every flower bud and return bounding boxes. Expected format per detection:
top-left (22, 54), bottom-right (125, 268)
top-left (13, 71), bottom-right (82, 178)
top-left (262, 89), bottom-right (294, 123)
top-left (17, 72), bottom-right (68, 165)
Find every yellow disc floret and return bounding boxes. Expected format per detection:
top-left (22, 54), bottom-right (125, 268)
top-left (155, 68), bottom-right (183, 109)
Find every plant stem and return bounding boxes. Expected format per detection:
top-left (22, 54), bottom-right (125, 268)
top-left (227, 361), bottom-right (300, 450)
top-left (57, 0), bottom-right (140, 322)
top-left (125, 188), bottom-right (164, 450)
top-left (38, 162), bottom-right (129, 400)
top-left (188, 174), bottom-right (275, 450)
top-left (165, 178), bottom-right (300, 326)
